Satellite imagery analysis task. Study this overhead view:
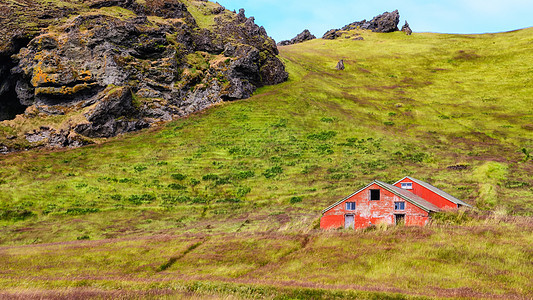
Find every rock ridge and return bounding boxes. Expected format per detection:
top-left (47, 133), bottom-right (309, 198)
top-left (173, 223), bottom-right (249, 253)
top-left (278, 30), bottom-right (316, 46)
top-left (322, 10), bottom-right (401, 39)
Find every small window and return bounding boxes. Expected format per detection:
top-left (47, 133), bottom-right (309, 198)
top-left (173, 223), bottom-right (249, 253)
top-left (346, 202), bottom-right (356, 210)
top-left (394, 202), bottom-right (405, 210)
top-left (369, 189), bottom-right (380, 201)
top-left (401, 182), bottom-right (413, 190)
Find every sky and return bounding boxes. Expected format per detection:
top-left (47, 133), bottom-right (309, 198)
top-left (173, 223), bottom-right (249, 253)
top-left (217, 0), bottom-right (533, 42)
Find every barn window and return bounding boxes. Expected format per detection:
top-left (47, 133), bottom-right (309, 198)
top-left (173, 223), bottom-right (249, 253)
top-left (346, 202), bottom-right (356, 210)
top-left (369, 189), bottom-right (380, 201)
top-left (401, 182), bottom-right (413, 190)
top-left (394, 202), bottom-right (405, 210)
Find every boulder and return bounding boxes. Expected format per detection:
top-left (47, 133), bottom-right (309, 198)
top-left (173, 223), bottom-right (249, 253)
top-left (336, 59), bottom-right (345, 71)
top-left (261, 57), bottom-right (290, 85)
top-left (278, 29), bottom-right (316, 46)
top-left (0, 144), bottom-right (10, 154)
top-left (22, 126), bottom-right (93, 148)
top-left (75, 87), bottom-right (148, 138)
top-left (402, 21), bottom-right (412, 35)
top-left (369, 10), bottom-right (400, 33)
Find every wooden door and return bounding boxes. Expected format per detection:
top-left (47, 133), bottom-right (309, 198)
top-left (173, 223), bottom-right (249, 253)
top-left (345, 215), bottom-right (355, 229)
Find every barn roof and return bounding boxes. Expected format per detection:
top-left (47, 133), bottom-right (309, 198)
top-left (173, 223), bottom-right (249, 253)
top-left (394, 176), bottom-right (471, 207)
top-left (322, 180), bottom-right (441, 214)
top-left (374, 180), bottom-right (440, 212)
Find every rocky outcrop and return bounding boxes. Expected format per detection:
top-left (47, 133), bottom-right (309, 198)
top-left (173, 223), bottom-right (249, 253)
top-left (322, 10), bottom-right (401, 40)
top-left (74, 87), bottom-right (148, 138)
top-left (278, 30), bottom-right (316, 46)
top-left (336, 60), bottom-right (345, 70)
top-left (0, 1), bottom-right (288, 151)
top-left (343, 10), bottom-right (400, 33)
top-left (370, 10), bottom-right (400, 33)
top-left (402, 21), bottom-right (412, 35)
top-left (24, 126), bottom-right (90, 148)
top-left (322, 29), bottom-right (344, 40)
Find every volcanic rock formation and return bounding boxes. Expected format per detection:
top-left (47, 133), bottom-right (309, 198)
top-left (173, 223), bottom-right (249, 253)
top-left (323, 10), bottom-right (401, 39)
top-left (0, 0), bottom-right (288, 151)
top-left (335, 60), bottom-right (345, 70)
top-left (402, 21), bottom-right (413, 35)
top-left (278, 30), bottom-right (316, 46)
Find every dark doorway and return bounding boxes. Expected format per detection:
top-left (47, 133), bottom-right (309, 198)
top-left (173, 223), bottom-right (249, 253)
top-left (395, 214), bottom-right (405, 226)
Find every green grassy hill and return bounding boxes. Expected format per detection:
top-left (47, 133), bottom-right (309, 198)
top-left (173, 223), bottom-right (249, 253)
top-left (1, 27), bottom-right (532, 298)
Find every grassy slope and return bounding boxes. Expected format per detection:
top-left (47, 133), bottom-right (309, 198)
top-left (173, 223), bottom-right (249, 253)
top-left (0, 27), bottom-right (533, 298)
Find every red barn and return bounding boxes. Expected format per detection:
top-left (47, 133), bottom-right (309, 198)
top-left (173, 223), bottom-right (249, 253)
top-left (320, 178), bottom-right (470, 230)
top-left (393, 176), bottom-right (470, 209)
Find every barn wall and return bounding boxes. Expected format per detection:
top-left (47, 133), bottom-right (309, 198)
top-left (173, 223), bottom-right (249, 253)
top-left (395, 179), bottom-right (457, 209)
top-left (320, 214), bottom-right (344, 229)
top-left (321, 183), bottom-right (430, 229)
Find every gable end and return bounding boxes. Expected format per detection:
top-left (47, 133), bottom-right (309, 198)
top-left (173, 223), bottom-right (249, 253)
top-left (394, 176), bottom-right (471, 207)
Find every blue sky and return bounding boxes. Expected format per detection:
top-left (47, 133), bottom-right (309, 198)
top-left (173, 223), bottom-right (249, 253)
top-left (217, 0), bottom-right (533, 42)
